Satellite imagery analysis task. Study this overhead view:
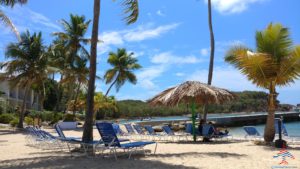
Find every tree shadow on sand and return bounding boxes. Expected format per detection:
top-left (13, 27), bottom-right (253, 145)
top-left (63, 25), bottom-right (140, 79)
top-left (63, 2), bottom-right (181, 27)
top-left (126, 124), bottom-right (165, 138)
top-left (153, 152), bottom-right (247, 159)
top-left (0, 155), bottom-right (200, 169)
top-left (161, 140), bottom-right (243, 145)
top-left (0, 129), bottom-right (26, 136)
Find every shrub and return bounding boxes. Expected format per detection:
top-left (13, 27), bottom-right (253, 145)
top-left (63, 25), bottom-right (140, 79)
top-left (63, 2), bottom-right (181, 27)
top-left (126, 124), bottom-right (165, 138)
top-left (24, 117), bottom-right (34, 125)
top-left (0, 113), bottom-right (15, 124)
top-left (9, 118), bottom-right (19, 127)
top-left (63, 113), bottom-right (75, 122)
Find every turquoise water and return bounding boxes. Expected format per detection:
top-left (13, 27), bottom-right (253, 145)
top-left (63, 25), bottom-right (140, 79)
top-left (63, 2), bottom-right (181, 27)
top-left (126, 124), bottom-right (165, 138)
top-left (119, 112), bottom-right (300, 137)
top-left (119, 111), bottom-right (298, 124)
top-left (229, 121), bottom-right (300, 137)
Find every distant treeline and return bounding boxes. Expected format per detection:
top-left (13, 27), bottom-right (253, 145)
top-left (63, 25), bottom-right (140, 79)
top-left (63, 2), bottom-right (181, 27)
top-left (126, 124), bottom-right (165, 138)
top-left (115, 91), bottom-right (293, 118)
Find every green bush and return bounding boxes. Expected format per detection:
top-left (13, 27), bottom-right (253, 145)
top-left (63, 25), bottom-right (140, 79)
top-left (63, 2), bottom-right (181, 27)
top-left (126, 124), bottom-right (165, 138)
top-left (24, 117), bottom-right (34, 125)
top-left (9, 118), bottom-right (19, 127)
top-left (63, 113), bottom-right (75, 122)
top-left (0, 113), bottom-right (15, 124)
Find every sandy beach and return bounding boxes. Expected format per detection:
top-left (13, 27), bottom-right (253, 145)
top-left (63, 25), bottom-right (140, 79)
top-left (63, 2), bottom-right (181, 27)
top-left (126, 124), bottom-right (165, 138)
top-left (0, 128), bottom-right (299, 169)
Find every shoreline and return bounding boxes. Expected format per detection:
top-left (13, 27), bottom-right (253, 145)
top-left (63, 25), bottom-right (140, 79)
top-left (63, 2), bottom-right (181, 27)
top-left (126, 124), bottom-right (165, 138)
top-left (117, 111), bottom-right (300, 127)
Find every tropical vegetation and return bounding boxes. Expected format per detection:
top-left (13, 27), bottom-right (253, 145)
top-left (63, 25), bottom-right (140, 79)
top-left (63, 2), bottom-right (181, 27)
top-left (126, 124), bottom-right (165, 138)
top-left (225, 23), bottom-right (300, 142)
top-left (104, 48), bottom-right (141, 97)
top-left (0, 0), bottom-right (28, 41)
top-left (82, 0), bottom-right (139, 143)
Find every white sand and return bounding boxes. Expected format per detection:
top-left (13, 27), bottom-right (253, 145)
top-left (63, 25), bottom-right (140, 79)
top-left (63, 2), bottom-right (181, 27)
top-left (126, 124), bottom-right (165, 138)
top-left (0, 128), bottom-right (300, 169)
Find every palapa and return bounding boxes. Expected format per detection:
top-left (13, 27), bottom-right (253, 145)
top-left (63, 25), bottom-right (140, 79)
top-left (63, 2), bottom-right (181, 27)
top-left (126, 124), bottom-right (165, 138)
top-left (148, 81), bottom-right (236, 106)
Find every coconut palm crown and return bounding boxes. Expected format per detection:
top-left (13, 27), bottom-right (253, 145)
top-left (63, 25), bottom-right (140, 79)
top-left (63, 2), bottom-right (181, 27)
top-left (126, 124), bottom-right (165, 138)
top-left (104, 48), bottom-right (141, 97)
top-left (0, 31), bottom-right (49, 128)
top-left (225, 23), bottom-right (300, 142)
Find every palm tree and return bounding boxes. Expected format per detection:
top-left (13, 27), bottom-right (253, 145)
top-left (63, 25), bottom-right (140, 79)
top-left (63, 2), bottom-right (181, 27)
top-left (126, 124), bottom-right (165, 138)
top-left (104, 48), bottom-right (141, 97)
top-left (0, 31), bottom-right (48, 128)
top-left (82, 0), bottom-right (139, 143)
top-left (225, 23), bottom-right (300, 142)
top-left (52, 14), bottom-right (91, 112)
top-left (0, 0), bottom-right (28, 41)
top-left (202, 0), bottom-right (215, 122)
top-left (53, 14), bottom-right (91, 67)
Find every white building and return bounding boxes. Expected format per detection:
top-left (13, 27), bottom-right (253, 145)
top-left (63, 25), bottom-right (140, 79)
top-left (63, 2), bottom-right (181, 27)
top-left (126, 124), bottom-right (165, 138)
top-left (0, 81), bottom-right (41, 111)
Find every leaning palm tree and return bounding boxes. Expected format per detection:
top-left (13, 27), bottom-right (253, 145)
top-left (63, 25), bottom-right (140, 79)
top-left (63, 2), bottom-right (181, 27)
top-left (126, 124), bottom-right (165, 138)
top-left (225, 23), bottom-right (300, 142)
top-left (0, 31), bottom-right (48, 128)
top-left (83, 0), bottom-right (139, 143)
top-left (0, 0), bottom-right (28, 41)
top-left (104, 48), bottom-right (141, 97)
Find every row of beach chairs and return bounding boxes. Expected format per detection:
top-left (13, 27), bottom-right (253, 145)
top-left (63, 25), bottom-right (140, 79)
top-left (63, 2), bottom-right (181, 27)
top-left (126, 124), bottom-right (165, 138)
top-left (243, 118), bottom-right (300, 142)
top-left (25, 123), bottom-right (157, 159)
top-left (114, 123), bottom-right (232, 141)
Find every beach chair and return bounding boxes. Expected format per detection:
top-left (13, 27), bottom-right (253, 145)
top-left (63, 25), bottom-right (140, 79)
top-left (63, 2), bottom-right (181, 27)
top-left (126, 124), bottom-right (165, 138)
top-left (275, 118), bottom-right (288, 137)
top-left (133, 124), bottom-right (148, 139)
top-left (54, 124), bottom-right (103, 155)
top-left (124, 123), bottom-right (136, 135)
top-left (124, 123), bottom-right (141, 139)
top-left (96, 122), bottom-right (157, 159)
top-left (144, 125), bottom-right (164, 140)
top-left (162, 125), bottom-right (189, 141)
top-left (185, 123), bottom-right (200, 136)
top-left (112, 123), bottom-right (130, 137)
top-left (274, 119), bottom-right (300, 143)
top-left (202, 124), bottom-right (232, 141)
top-left (243, 126), bottom-right (262, 140)
top-left (54, 124), bottom-right (82, 142)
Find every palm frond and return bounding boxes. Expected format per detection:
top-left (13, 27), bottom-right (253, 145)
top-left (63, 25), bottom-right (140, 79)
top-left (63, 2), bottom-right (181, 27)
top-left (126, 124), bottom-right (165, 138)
top-left (119, 0), bottom-right (139, 25)
top-left (0, 10), bottom-right (21, 41)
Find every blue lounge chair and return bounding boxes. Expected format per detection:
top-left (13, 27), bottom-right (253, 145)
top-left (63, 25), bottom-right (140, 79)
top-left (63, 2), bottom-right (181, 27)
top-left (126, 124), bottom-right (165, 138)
top-left (96, 122), bottom-right (157, 159)
top-left (202, 124), bottom-right (232, 141)
top-left (112, 123), bottom-right (129, 137)
top-left (133, 124), bottom-right (145, 134)
top-left (243, 126), bottom-right (262, 140)
top-left (144, 125), bottom-right (163, 140)
top-left (275, 118), bottom-right (288, 137)
top-left (54, 124), bottom-right (103, 155)
top-left (185, 123), bottom-right (193, 134)
top-left (54, 124), bottom-right (82, 142)
top-left (274, 119), bottom-right (300, 142)
top-left (162, 125), bottom-right (189, 141)
top-left (124, 123), bottom-right (136, 134)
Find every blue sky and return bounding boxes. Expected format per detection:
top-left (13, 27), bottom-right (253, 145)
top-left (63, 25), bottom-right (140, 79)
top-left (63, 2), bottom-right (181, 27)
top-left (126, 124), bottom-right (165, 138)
top-left (0, 0), bottom-right (300, 105)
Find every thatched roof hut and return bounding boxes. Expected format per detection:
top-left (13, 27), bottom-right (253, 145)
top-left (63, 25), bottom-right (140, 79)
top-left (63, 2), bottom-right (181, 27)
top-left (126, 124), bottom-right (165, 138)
top-left (148, 81), bottom-right (236, 106)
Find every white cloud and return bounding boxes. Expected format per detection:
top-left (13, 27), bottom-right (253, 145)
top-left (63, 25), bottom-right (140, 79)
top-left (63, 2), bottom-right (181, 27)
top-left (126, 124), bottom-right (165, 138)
top-left (2, 5), bottom-right (60, 33)
top-left (175, 72), bottom-right (185, 77)
top-left (97, 23), bottom-right (180, 55)
top-left (123, 23), bottom-right (179, 42)
top-left (186, 66), bottom-right (261, 91)
top-left (101, 31), bottom-right (124, 46)
top-left (151, 52), bottom-right (202, 65)
top-left (128, 51), bottom-right (144, 58)
top-left (156, 10), bottom-right (165, 17)
top-left (28, 10), bottom-right (60, 30)
top-left (208, 0), bottom-right (266, 14)
top-left (137, 65), bottom-right (166, 90)
top-left (201, 48), bottom-right (209, 56)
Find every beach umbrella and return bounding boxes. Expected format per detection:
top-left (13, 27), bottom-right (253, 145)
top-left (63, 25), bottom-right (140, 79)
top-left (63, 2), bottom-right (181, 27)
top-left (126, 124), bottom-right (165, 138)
top-left (148, 81), bottom-right (236, 141)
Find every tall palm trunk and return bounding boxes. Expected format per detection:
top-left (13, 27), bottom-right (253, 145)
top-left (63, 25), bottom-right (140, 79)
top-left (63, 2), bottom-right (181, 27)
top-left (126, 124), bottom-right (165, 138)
top-left (17, 84), bottom-right (30, 128)
top-left (82, 0), bottom-right (101, 143)
top-left (202, 0), bottom-right (215, 122)
top-left (73, 82), bottom-right (81, 117)
top-left (104, 73), bottom-right (119, 97)
top-left (264, 81), bottom-right (277, 142)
